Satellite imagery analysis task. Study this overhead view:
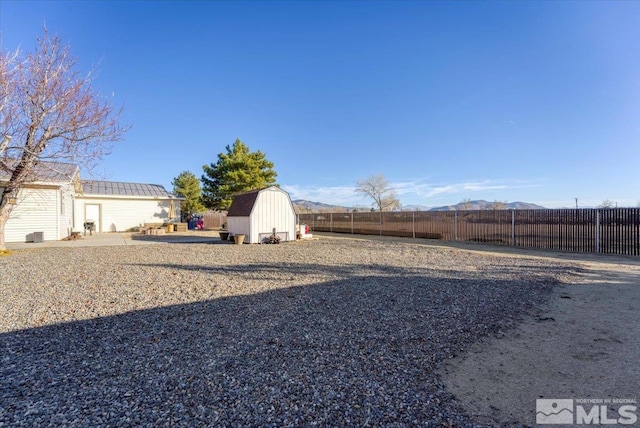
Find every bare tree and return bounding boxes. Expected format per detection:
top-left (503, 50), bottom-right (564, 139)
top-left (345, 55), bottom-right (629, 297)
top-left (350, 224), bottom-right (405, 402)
top-left (0, 29), bottom-right (127, 250)
top-left (354, 174), bottom-right (400, 237)
top-left (293, 204), bottom-right (312, 214)
top-left (598, 199), bottom-right (615, 209)
top-left (355, 173), bottom-right (400, 213)
top-left (488, 200), bottom-right (508, 210)
top-left (459, 198), bottom-right (473, 210)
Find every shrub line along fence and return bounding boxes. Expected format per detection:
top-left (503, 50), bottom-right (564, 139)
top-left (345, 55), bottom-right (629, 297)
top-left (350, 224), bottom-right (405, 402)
top-left (297, 208), bottom-right (640, 256)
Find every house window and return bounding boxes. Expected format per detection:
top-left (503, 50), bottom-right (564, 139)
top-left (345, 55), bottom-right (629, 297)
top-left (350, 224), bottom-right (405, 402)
top-left (60, 191), bottom-right (65, 215)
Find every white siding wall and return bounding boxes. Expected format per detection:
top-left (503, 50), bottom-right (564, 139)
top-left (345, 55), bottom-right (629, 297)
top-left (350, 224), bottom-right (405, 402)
top-left (5, 187), bottom-right (59, 243)
top-left (249, 188), bottom-right (296, 243)
top-left (74, 197), bottom-right (178, 232)
top-left (227, 216), bottom-right (250, 238)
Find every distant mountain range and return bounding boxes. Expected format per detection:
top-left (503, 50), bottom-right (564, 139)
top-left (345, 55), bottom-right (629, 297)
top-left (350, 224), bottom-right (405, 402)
top-left (429, 200), bottom-right (546, 211)
top-left (293, 200), bottom-right (348, 212)
top-left (401, 204), bottom-right (431, 211)
top-left (293, 199), bottom-right (546, 212)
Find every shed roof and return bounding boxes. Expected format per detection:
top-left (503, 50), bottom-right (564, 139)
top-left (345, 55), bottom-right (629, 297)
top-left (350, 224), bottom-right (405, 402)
top-left (81, 180), bottom-right (178, 198)
top-left (0, 160), bottom-right (78, 183)
top-left (227, 186), bottom-right (293, 217)
top-left (227, 189), bottom-right (260, 216)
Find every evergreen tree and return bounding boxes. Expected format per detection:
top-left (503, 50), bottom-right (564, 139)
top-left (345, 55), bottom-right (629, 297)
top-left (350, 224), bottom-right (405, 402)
top-left (201, 139), bottom-right (278, 210)
top-left (172, 171), bottom-right (205, 218)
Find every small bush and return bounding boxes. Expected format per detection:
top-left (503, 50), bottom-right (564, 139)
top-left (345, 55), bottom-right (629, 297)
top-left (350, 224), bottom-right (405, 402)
top-left (263, 235), bottom-right (281, 244)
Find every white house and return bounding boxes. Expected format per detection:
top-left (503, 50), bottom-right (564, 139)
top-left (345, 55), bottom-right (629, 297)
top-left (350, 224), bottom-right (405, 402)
top-left (226, 186), bottom-right (296, 244)
top-left (74, 180), bottom-right (183, 233)
top-left (2, 160), bottom-right (183, 242)
top-left (2, 162), bottom-right (77, 243)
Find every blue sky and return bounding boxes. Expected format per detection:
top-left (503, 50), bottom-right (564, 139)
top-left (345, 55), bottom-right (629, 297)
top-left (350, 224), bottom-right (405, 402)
top-left (1, 1), bottom-right (639, 208)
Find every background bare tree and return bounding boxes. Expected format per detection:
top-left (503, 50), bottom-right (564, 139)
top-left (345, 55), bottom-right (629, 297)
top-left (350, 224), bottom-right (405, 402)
top-left (459, 198), bottom-right (473, 210)
top-left (487, 200), bottom-right (508, 210)
top-left (355, 173), bottom-right (400, 213)
top-left (0, 29), bottom-right (127, 250)
top-left (598, 199), bottom-right (615, 209)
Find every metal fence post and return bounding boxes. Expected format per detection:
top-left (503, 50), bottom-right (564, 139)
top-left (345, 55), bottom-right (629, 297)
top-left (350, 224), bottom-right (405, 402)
top-left (351, 212), bottom-right (354, 234)
top-left (330, 213), bottom-right (333, 233)
top-left (454, 211), bottom-right (458, 241)
top-left (596, 209), bottom-right (600, 253)
top-left (412, 211), bottom-right (416, 239)
top-left (511, 209), bottom-right (516, 246)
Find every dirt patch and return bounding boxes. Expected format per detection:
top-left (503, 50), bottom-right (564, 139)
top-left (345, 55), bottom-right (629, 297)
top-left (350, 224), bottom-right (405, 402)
top-left (439, 260), bottom-right (640, 426)
top-left (309, 233), bottom-right (640, 425)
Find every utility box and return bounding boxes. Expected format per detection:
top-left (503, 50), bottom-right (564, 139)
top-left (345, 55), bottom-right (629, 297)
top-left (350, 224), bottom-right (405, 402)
top-left (298, 224), bottom-right (313, 239)
top-left (33, 231), bottom-right (44, 243)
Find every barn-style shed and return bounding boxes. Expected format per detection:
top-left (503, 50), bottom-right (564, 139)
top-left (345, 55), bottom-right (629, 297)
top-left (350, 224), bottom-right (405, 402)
top-left (226, 186), bottom-right (296, 244)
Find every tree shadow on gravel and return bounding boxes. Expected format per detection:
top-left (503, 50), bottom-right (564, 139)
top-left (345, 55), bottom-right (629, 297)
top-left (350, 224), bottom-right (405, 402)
top-left (126, 259), bottom-right (574, 282)
top-left (0, 265), bottom-right (560, 427)
top-left (129, 235), bottom-right (223, 244)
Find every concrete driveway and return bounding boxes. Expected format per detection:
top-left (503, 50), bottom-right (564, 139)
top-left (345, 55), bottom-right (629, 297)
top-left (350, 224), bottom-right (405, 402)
top-left (6, 230), bottom-right (222, 249)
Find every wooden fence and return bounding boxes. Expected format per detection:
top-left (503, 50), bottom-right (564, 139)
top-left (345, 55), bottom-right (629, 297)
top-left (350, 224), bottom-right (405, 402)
top-left (202, 211), bottom-right (227, 229)
top-left (297, 208), bottom-right (640, 256)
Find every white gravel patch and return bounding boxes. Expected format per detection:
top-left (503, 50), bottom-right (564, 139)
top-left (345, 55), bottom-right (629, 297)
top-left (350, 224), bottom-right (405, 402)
top-left (0, 237), bottom-right (580, 426)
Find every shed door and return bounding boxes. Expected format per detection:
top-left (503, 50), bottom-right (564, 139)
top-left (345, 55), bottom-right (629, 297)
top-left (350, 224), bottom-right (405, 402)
top-left (85, 204), bottom-right (101, 233)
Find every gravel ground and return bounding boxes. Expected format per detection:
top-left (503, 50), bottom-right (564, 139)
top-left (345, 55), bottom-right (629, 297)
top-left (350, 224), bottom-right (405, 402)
top-left (0, 237), bottom-right (580, 427)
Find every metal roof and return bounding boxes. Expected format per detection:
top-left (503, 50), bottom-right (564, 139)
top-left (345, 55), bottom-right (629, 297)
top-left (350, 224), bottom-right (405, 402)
top-left (81, 180), bottom-right (178, 198)
top-left (0, 160), bottom-right (78, 183)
